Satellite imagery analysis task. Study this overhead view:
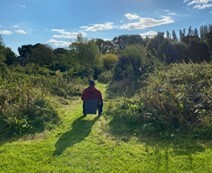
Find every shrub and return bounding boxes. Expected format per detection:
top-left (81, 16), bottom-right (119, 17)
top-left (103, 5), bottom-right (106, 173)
top-left (139, 63), bottom-right (212, 130)
top-left (112, 44), bottom-right (157, 86)
top-left (101, 53), bottom-right (118, 70)
top-left (107, 63), bottom-right (212, 137)
top-left (0, 62), bottom-right (9, 78)
top-left (113, 45), bottom-right (146, 80)
top-left (98, 70), bottom-right (113, 84)
top-left (0, 79), bottom-right (60, 137)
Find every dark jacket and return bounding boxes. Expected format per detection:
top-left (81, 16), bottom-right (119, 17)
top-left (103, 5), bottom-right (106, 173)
top-left (81, 86), bottom-right (102, 102)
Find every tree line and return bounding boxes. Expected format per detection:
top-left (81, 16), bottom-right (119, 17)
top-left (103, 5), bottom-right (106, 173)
top-left (0, 24), bottom-right (211, 75)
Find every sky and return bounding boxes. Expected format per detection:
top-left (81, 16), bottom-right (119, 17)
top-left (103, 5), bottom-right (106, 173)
top-left (0, 0), bottom-right (212, 55)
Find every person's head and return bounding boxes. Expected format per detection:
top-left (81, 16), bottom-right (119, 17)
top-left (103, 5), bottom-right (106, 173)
top-left (89, 80), bottom-right (95, 87)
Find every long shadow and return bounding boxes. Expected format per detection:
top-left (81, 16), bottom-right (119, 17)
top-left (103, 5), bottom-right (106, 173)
top-left (53, 116), bottom-right (99, 156)
top-left (108, 114), bottom-right (209, 155)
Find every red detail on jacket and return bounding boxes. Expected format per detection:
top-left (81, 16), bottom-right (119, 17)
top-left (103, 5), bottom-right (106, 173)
top-left (81, 86), bottom-right (102, 101)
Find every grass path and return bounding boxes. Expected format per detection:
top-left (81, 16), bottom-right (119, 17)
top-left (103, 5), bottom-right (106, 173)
top-left (0, 83), bottom-right (211, 172)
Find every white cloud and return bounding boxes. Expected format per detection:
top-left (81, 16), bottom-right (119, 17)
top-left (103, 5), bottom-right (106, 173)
top-left (168, 12), bottom-right (177, 15)
top-left (0, 30), bottom-right (12, 35)
top-left (184, 0), bottom-right (212, 9)
top-left (125, 13), bottom-right (140, 20)
top-left (15, 29), bottom-right (28, 35)
top-left (51, 29), bottom-right (65, 33)
top-left (49, 29), bottom-right (88, 47)
top-left (120, 16), bottom-right (174, 30)
top-left (193, 3), bottom-right (212, 9)
top-left (51, 29), bottom-right (87, 39)
top-left (140, 31), bottom-right (158, 38)
top-left (13, 25), bottom-right (19, 28)
top-left (16, 4), bottom-right (26, 8)
top-left (47, 39), bottom-right (72, 47)
top-left (81, 22), bottom-right (116, 32)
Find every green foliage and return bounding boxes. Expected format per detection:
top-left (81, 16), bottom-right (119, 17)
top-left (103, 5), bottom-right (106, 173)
top-left (97, 70), bottom-right (113, 84)
top-left (0, 65), bottom-right (87, 138)
top-left (113, 34), bottom-right (145, 50)
top-left (49, 76), bottom-right (85, 97)
top-left (107, 63), bottom-right (212, 137)
top-left (0, 36), bottom-right (5, 63)
top-left (0, 62), bottom-right (10, 78)
top-left (70, 36), bottom-right (101, 69)
top-left (110, 45), bottom-right (157, 97)
top-left (23, 64), bottom-right (51, 75)
top-left (113, 44), bottom-right (147, 80)
top-left (101, 53), bottom-right (118, 70)
top-left (51, 48), bottom-right (73, 72)
top-left (29, 44), bottom-right (56, 66)
top-left (0, 76), bottom-right (60, 137)
top-left (140, 63), bottom-right (211, 130)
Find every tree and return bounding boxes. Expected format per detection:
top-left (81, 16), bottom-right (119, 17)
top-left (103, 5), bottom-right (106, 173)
top-left (0, 36), bottom-right (17, 65)
top-left (18, 44), bottom-right (33, 65)
top-left (113, 44), bottom-right (147, 80)
top-left (95, 39), bottom-right (114, 54)
top-left (147, 32), bottom-right (165, 62)
top-left (179, 29), bottom-right (184, 41)
top-left (69, 35), bottom-right (102, 78)
top-left (188, 26), bottom-right (194, 36)
top-left (18, 43), bottom-right (56, 67)
top-left (187, 38), bottom-right (210, 62)
top-left (0, 35), bottom-right (6, 63)
top-left (194, 28), bottom-right (199, 38)
top-left (51, 48), bottom-right (71, 71)
top-left (113, 35), bottom-right (145, 51)
top-left (174, 42), bottom-right (188, 62)
top-left (158, 39), bottom-right (177, 63)
top-left (172, 30), bottom-right (178, 41)
top-left (206, 31), bottom-right (212, 53)
top-left (30, 44), bottom-right (56, 66)
top-left (71, 36), bottom-right (101, 68)
top-left (101, 53), bottom-right (118, 70)
top-left (166, 31), bottom-right (171, 39)
top-left (4, 47), bottom-right (17, 65)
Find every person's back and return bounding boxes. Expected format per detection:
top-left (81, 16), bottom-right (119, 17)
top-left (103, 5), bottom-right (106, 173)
top-left (81, 80), bottom-right (103, 117)
top-left (81, 86), bottom-right (102, 101)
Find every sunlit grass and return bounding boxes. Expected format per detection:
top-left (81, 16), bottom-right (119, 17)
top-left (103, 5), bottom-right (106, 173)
top-left (0, 83), bottom-right (211, 173)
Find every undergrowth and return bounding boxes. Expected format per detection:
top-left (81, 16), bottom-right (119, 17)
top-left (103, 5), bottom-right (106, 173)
top-left (106, 63), bottom-right (212, 139)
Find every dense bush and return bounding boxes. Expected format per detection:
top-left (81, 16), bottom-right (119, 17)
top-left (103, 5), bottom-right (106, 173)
top-left (98, 70), bottom-right (113, 84)
top-left (0, 67), bottom-right (86, 138)
top-left (113, 45), bottom-right (146, 81)
top-left (107, 63), bottom-right (212, 137)
top-left (10, 67), bottom-right (86, 98)
top-left (108, 45), bottom-right (158, 97)
top-left (140, 63), bottom-right (212, 129)
top-left (49, 77), bottom-right (85, 97)
top-left (0, 77), bottom-right (60, 137)
top-left (101, 53), bottom-right (118, 70)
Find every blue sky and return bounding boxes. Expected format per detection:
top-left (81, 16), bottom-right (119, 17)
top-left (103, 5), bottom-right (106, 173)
top-left (0, 0), bottom-right (212, 54)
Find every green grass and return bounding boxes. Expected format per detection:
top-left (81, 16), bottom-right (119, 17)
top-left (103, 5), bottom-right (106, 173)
top-left (0, 83), bottom-right (211, 173)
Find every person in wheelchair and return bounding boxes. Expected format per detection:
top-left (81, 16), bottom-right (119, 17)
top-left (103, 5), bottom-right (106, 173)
top-left (81, 80), bottom-right (103, 117)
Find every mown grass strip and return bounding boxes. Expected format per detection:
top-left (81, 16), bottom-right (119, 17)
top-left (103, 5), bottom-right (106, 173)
top-left (0, 83), bottom-right (211, 173)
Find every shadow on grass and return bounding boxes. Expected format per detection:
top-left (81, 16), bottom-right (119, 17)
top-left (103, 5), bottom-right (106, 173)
top-left (53, 116), bottom-right (99, 156)
top-left (108, 115), bottom-right (211, 156)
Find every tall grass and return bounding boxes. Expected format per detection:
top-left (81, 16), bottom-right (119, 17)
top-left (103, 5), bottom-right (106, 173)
top-left (106, 63), bottom-right (212, 138)
top-left (0, 65), bottom-right (86, 139)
